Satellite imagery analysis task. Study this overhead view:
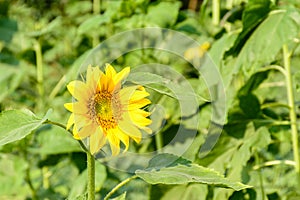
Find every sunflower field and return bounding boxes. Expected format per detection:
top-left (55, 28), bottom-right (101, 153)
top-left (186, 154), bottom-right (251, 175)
top-left (1, 0), bottom-right (300, 199)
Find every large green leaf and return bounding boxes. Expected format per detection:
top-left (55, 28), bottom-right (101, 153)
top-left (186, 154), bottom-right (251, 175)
top-left (0, 109), bottom-right (51, 146)
top-left (226, 0), bottom-right (272, 57)
top-left (136, 154), bottom-right (251, 191)
top-left (234, 7), bottom-right (300, 74)
top-left (127, 72), bottom-right (209, 103)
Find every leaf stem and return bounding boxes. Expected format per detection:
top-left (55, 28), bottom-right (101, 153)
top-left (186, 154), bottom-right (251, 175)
top-left (254, 151), bottom-right (265, 200)
top-left (34, 40), bottom-right (44, 97)
top-left (253, 160), bottom-right (295, 170)
top-left (283, 44), bottom-right (300, 182)
top-left (87, 151), bottom-right (95, 200)
top-left (103, 175), bottom-right (138, 200)
top-left (212, 0), bottom-right (220, 26)
top-left (44, 120), bottom-right (89, 152)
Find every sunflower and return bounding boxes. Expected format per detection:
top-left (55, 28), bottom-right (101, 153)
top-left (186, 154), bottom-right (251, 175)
top-left (64, 64), bottom-right (152, 156)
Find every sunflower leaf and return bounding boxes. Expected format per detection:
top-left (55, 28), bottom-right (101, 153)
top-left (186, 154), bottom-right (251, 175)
top-left (0, 109), bottom-right (51, 146)
top-left (136, 154), bottom-right (251, 191)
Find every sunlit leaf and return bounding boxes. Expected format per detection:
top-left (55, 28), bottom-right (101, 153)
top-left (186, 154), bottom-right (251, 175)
top-left (0, 109), bottom-right (51, 146)
top-left (234, 7), bottom-right (300, 74)
top-left (136, 154), bottom-right (251, 191)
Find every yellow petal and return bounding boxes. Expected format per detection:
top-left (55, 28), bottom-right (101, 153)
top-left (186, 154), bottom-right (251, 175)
top-left (129, 90), bottom-right (150, 102)
top-left (120, 86), bottom-right (139, 103)
top-left (67, 80), bottom-right (89, 101)
top-left (73, 124), bottom-right (80, 139)
top-left (90, 127), bottom-right (106, 155)
top-left (86, 65), bottom-right (93, 83)
top-left (118, 119), bottom-right (142, 143)
top-left (66, 113), bottom-right (74, 130)
top-left (89, 66), bottom-right (102, 92)
top-left (105, 63), bottom-right (117, 78)
top-left (64, 103), bottom-right (74, 112)
top-left (115, 127), bottom-right (130, 152)
top-left (107, 130), bottom-right (120, 156)
top-left (77, 123), bottom-right (97, 139)
top-left (128, 99), bottom-right (151, 110)
top-left (129, 112), bottom-right (152, 126)
top-left (139, 126), bottom-right (152, 134)
top-left (131, 109), bottom-right (151, 117)
top-left (64, 102), bottom-right (88, 115)
top-left (99, 74), bottom-right (109, 91)
top-left (113, 67), bottom-right (130, 84)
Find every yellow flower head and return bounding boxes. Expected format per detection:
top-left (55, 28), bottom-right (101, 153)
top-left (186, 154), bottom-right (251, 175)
top-left (64, 64), bottom-right (152, 156)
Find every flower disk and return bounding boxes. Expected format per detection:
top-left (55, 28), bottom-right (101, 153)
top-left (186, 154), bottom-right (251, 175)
top-left (64, 64), bottom-right (152, 156)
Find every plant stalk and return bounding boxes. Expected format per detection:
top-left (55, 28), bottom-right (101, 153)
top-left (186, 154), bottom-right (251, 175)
top-left (212, 0), bottom-right (220, 26)
top-left (34, 40), bottom-right (44, 97)
top-left (283, 44), bottom-right (300, 181)
top-left (87, 151), bottom-right (95, 200)
top-left (104, 175), bottom-right (138, 200)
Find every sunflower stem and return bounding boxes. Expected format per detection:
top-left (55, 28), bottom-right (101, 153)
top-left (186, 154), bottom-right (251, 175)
top-left (87, 151), bottom-right (95, 200)
top-left (155, 131), bottom-right (163, 151)
top-left (283, 44), bottom-right (300, 185)
top-left (104, 175), bottom-right (138, 200)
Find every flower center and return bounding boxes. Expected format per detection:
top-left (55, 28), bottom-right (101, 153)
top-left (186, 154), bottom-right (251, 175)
top-left (91, 90), bottom-right (122, 130)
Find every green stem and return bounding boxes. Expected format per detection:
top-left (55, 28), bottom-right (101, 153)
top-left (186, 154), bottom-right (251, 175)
top-left (283, 44), bottom-right (300, 181)
top-left (254, 151), bottom-right (265, 200)
top-left (25, 163), bottom-right (38, 200)
top-left (155, 131), bottom-right (163, 151)
top-left (93, 0), bottom-right (100, 14)
top-left (212, 0), bottom-right (220, 26)
top-left (87, 151), bottom-right (95, 200)
top-left (44, 120), bottom-right (89, 152)
top-left (34, 40), bottom-right (44, 97)
top-left (49, 75), bottom-right (66, 99)
top-left (253, 160), bottom-right (295, 170)
top-left (104, 175), bottom-right (138, 200)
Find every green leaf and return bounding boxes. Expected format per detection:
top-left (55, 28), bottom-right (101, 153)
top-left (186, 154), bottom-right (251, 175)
top-left (127, 72), bottom-right (209, 103)
top-left (146, 2), bottom-right (181, 27)
top-left (30, 126), bottom-right (82, 155)
top-left (238, 94), bottom-right (261, 119)
top-left (136, 154), bottom-right (251, 191)
top-left (238, 70), bottom-right (270, 96)
top-left (0, 109), bottom-right (51, 146)
top-left (78, 15), bottom-right (110, 35)
top-left (234, 7), bottom-right (300, 74)
top-left (0, 17), bottom-right (18, 43)
top-left (147, 153), bottom-right (192, 170)
top-left (226, 0), bottom-right (272, 57)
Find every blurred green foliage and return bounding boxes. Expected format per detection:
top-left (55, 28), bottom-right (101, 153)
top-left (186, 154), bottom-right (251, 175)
top-left (1, 0), bottom-right (300, 199)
